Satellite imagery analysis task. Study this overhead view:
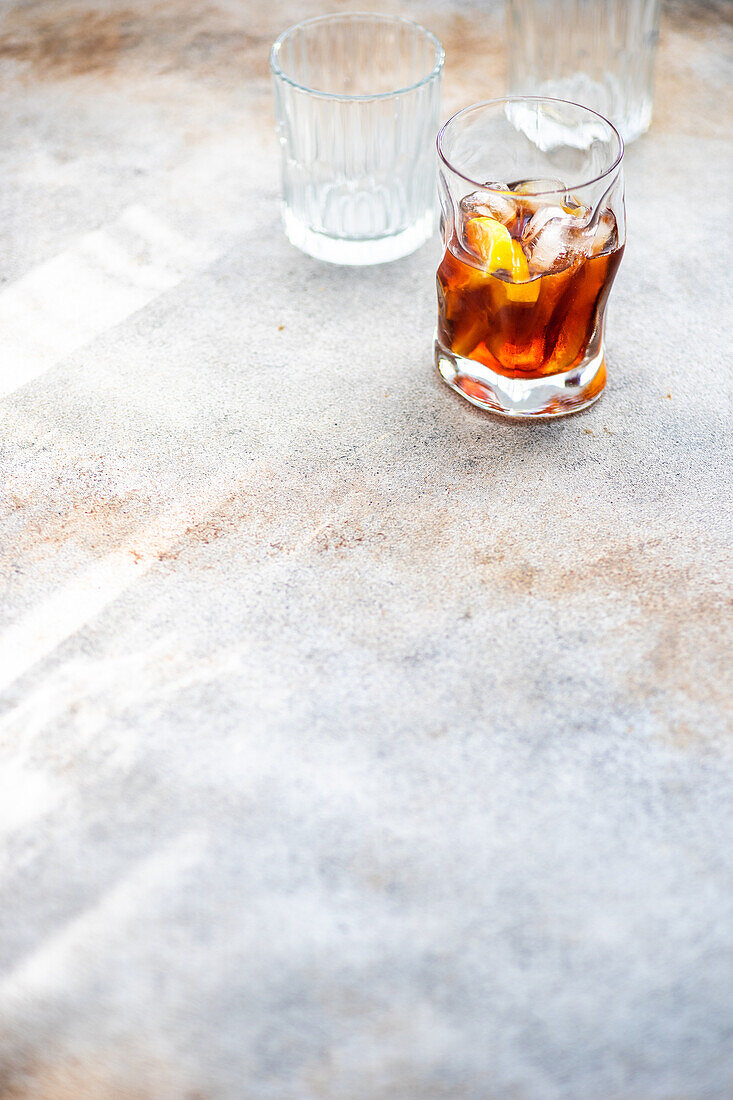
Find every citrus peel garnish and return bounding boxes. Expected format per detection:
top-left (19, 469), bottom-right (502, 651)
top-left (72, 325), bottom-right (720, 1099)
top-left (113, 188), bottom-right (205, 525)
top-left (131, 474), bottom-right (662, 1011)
top-left (505, 240), bottom-right (540, 303)
top-left (465, 216), bottom-right (516, 274)
top-left (465, 215), bottom-right (539, 303)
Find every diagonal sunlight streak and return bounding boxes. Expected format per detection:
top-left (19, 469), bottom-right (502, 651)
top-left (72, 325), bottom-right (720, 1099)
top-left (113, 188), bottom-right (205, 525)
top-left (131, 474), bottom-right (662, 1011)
top-left (0, 468), bottom-right (368, 697)
top-left (0, 489), bottom-right (225, 696)
top-left (0, 204), bottom-right (217, 399)
top-left (0, 832), bottom-right (207, 1003)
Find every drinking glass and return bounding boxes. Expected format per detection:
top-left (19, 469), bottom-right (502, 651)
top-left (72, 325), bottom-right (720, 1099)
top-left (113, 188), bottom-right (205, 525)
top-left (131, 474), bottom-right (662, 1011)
top-left (506, 0), bottom-right (661, 143)
top-left (270, 14), bottom-right (444, 265)
top-left (435, 97), bottom-right (625, 418)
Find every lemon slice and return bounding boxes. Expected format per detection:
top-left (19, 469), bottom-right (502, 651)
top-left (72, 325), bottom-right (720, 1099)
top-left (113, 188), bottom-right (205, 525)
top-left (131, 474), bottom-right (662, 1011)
top-left (465, 216), bottom-right (516, 274)
top-left (465, 215), bottom-right (540, 304)
top-left (509, 239), bottom-right (528, 280)
top-left (506, 240), bottom-right (540, 303)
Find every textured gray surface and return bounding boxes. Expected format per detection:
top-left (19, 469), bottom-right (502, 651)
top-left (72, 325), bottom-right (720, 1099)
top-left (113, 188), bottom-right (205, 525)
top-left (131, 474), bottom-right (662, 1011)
top-left (1, 1), bottom-right (732, 1097)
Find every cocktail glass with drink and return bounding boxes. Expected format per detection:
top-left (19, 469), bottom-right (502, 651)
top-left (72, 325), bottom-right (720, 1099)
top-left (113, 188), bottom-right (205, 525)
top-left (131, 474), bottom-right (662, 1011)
top-left (435, 98), bottom-right (625, 418)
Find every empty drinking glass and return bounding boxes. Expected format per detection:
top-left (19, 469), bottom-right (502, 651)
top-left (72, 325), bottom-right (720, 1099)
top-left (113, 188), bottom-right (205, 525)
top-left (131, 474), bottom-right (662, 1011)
top-left (270, 13), bottom-right (444, 265)
top-left (506, 0), bottom-right (661, 143)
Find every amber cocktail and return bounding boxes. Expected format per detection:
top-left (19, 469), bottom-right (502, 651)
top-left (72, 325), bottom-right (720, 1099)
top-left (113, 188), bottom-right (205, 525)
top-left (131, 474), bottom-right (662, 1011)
top-left (435, 99), bottom-right (625, 417)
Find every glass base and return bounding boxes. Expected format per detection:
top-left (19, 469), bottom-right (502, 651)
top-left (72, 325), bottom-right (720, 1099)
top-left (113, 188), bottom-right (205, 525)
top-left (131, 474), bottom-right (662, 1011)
top-left (434, 333), bottom-right (607, 419)
top-left (282, 207), bottom-right (434, 266)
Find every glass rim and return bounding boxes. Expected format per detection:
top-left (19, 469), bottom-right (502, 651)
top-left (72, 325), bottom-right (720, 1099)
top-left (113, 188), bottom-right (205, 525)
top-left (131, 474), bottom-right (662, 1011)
top-left (270, 12), bottom-right (445, 102)
top-left (437, 97), bottom-right (625, 196)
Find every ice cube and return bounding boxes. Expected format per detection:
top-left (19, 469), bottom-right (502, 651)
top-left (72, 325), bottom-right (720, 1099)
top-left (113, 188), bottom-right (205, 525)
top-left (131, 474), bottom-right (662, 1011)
top-left (587, 209), bottom-right (618, 255)
top-left (460, 185), bottom-right (519, 231)
top-left (564, 192), bottom-right (588, 217)
top-left (512, 178), bottom-right (567, 196)
top-left (510, 179), bottom-right (592, 222)
top-left (510, 178), bottom-right (567, 216)
top-left (522, 207), bottom-right (590, 275)
top-left (523, 205), bottom-right (568, 240)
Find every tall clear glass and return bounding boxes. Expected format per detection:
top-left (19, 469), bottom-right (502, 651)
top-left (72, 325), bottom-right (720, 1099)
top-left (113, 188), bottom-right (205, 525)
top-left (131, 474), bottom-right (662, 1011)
top-left (270, 14), bottom-right (443, 266)
top-left (506, 0), bottom-right (661, 143)
top-left (435, 98), bottom-right (625, 418)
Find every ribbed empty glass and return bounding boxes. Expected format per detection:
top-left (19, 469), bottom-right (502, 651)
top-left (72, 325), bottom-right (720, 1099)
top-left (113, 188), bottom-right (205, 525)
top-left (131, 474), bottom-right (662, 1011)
top-left (270, 14), bottom-right (443, 265)
top-left (506, 0), bottom-right (661, 143)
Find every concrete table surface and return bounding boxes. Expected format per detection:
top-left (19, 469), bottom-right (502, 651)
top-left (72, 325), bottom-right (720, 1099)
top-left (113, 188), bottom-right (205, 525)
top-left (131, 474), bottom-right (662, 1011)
top-left (1, 1), bottom-right (732, 1097)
